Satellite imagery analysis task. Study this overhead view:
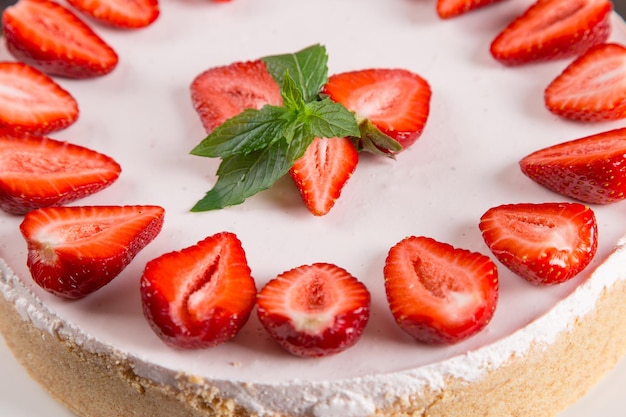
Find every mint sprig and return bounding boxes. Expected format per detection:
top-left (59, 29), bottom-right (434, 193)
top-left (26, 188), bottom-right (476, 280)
top-left (190, 44), bottom-right (360, 212)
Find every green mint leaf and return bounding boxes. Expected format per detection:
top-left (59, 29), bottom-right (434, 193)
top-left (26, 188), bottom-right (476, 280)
top-left (286, 126), bottom-right (315, 163)
top-left (262, 44), bottom-right (328, 103)
top-left (280, 70), bottom-right (305, 113)
top-left (305, 98), bottom-right (360, 139)
top-left (190, 105), bottom-right (290, 158)
top-left (191, 139), bottom-right (292, 211)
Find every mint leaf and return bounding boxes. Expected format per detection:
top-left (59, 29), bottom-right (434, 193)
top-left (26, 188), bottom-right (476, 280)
top-left (262, 44), bottom-right (328, 103)
top-left (280, 70), bottom-right (305, 112)
top-left (190, 106), bottom-right (290, 158)
top-left (191, 140), bottom-right (292, 211)
top-left (305, 98), bottom-right (360, 139)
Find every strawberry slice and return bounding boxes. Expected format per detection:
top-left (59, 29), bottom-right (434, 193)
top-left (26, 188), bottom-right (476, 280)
top-left (544, 43), bottom-right (626, 122)
top-left (321, 69), bottom-right (431, 153)
top-left (490, 0), bottom-right (612, 65)
top-left (140, 232), bottom-right (257, 349)
top-left (520, 127), bottom-right (626, 204)
top-left (0, 131), bottom-right (121, 214)
top-left (66, 0), bottom-right (160, 29)
top-left (190, 60), bottom-right (282, 134)
top-left (437, 0), bottom-right (506, 19)
top-left (0, 62), bottom-right (79, 135)
top-left (289, 137), bottom-right (358, 216)
top-left (383, 236), bottom-right (498, 344)
top-left (20, 205), bottom-right (165, 299)
top-left (479, 202), bottom-right (597, 285)
top-left (2, 0), bottom-right (119, 78)
top-left (257, 263), bottom-right (370, 357)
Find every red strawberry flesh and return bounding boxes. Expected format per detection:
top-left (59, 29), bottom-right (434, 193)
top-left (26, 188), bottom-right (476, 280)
top-left (141, 232), bottom-right (257, 349)
top-left (20, 205), bottom-right (165, 299)
top-left (490, 0), bottom-right (612, 65)
top-left (190, 60), bottom-right (282, 133)
top-left (322, 69), bottom-right (431, 151)
top-left (520, 127), bottom-right (626, 203)
top-left (479, 202), bottom-right (597, 285)
top-left (0, 62), bottom-right (79, 134)
top-left (544, 43), bottom-right (626, 122)
top-left (384, 236), bottom-right (498, 344)
top-left (257, 263), bottom-right (370, 357)
top-left (437, 0), bottom-right (506, 19)
top-left (290, 136), bottom-right (358, 216)
top-left (66, 0), bottom-right (160, 29)
top-left (2, 0), bottom-right (119, 78)
top-left (0, 131), bottom-right (121, 214)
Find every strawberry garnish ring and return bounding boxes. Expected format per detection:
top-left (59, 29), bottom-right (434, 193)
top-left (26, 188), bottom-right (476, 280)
top-left (20, 205), bottom-right (165, 299)
top-left (383, 236), bottom-right (498, 345)
top-left (520, 127), bottom-right (626, 204)
top-left (544, 43), bottom-right (626, 122)
top-left (0, 62), bottom-right (79, 135)
top-left (0, 131), bottom-right (122, 215)
top-left (2, 0), bottom-right (119, 78)
top-left (479, 202), bottom-right (598, 285)
top-left (140, 232), bottom-right (257, 349)
top-left (257, 263), bottom-right (371, 358)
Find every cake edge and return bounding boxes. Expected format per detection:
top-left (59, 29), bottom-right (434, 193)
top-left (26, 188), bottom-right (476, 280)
top-left (2, 238), bottom-right (626, 416)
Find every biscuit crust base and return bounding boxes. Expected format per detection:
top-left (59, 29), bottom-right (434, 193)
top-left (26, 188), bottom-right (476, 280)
top-left (2, 279), bottom-right (626, 417)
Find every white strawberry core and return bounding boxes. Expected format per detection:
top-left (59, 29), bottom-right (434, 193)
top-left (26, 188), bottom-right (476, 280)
top-left (287, 275), bottom-right (338, 335)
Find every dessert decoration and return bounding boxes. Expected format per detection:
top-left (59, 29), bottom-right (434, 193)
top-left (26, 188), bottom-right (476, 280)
top-left (0, 62), bottom-right (78, 134)
top-left (190, 60), bottom-right (282, 134)
top-left (545, 43), bottom-right (626, 121)
top-left (0, 131), bottom-right (121, 214)
top-left (190, 50), bottom-right (432, 214)
top-left (520, 127), bottom-right (626, 204)
top-left (141, 232), bottom-right (257, 349)
top-left (66, 0), bottom-right (160, 29)
top-left (2, 0), bottom-right (119, 78)
top-left (436, 0), bottom-right (507, 19)
top-left (19, 205), bottom-right (164, 299)
top-left (322, 68), bottom-right (432, 154)
top-left (479, 202), bottom-right (598, 285)
top-left (190, 45), bottom-right (359, 212)
top-left (490, 0), bottom-right (612, 65)
top-left (257, 262), bottom-right (371, 358)
top-left (384, 236), bottom-right (498, 344)
top-left (289, 136), bottom-right (359, 216)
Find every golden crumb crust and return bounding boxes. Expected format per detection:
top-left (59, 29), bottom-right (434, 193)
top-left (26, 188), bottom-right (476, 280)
top-left (2, 278), bottom-right (626, 417)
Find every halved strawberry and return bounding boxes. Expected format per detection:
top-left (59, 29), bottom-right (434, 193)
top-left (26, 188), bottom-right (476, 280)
top-left (257, 263), bottom-right (370, 357)
top-left (190, 60), bottom-right (282, 134)
top-left (0, 131), bottom-right (121, 214)
top-left (490, 0), bottom-right (612, 65)
top-left (384, 236), bottom-right (498, 344)
top-left (289, 137), bottom-right (358, 216)
top-left (66, 0), bottom-right (160, 29)
top-left (437, 0), bottom-right (506, 19)
top-left (520, 127), bottom-right (626, 204)
top-left (141, 232), bottom-right (257, 349)
top-left (2, 0), bottom-right (119, 78)
top-left (479, 202), bottom-right (597, 285)
top-left (20, 205), bottom-right (165, 299)
top-left (0, 62), bottom-right (79, 135)
top-left (321, 69), bottom-right (431, 153)
top-left (545, 43), bottom-right (626, 122)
